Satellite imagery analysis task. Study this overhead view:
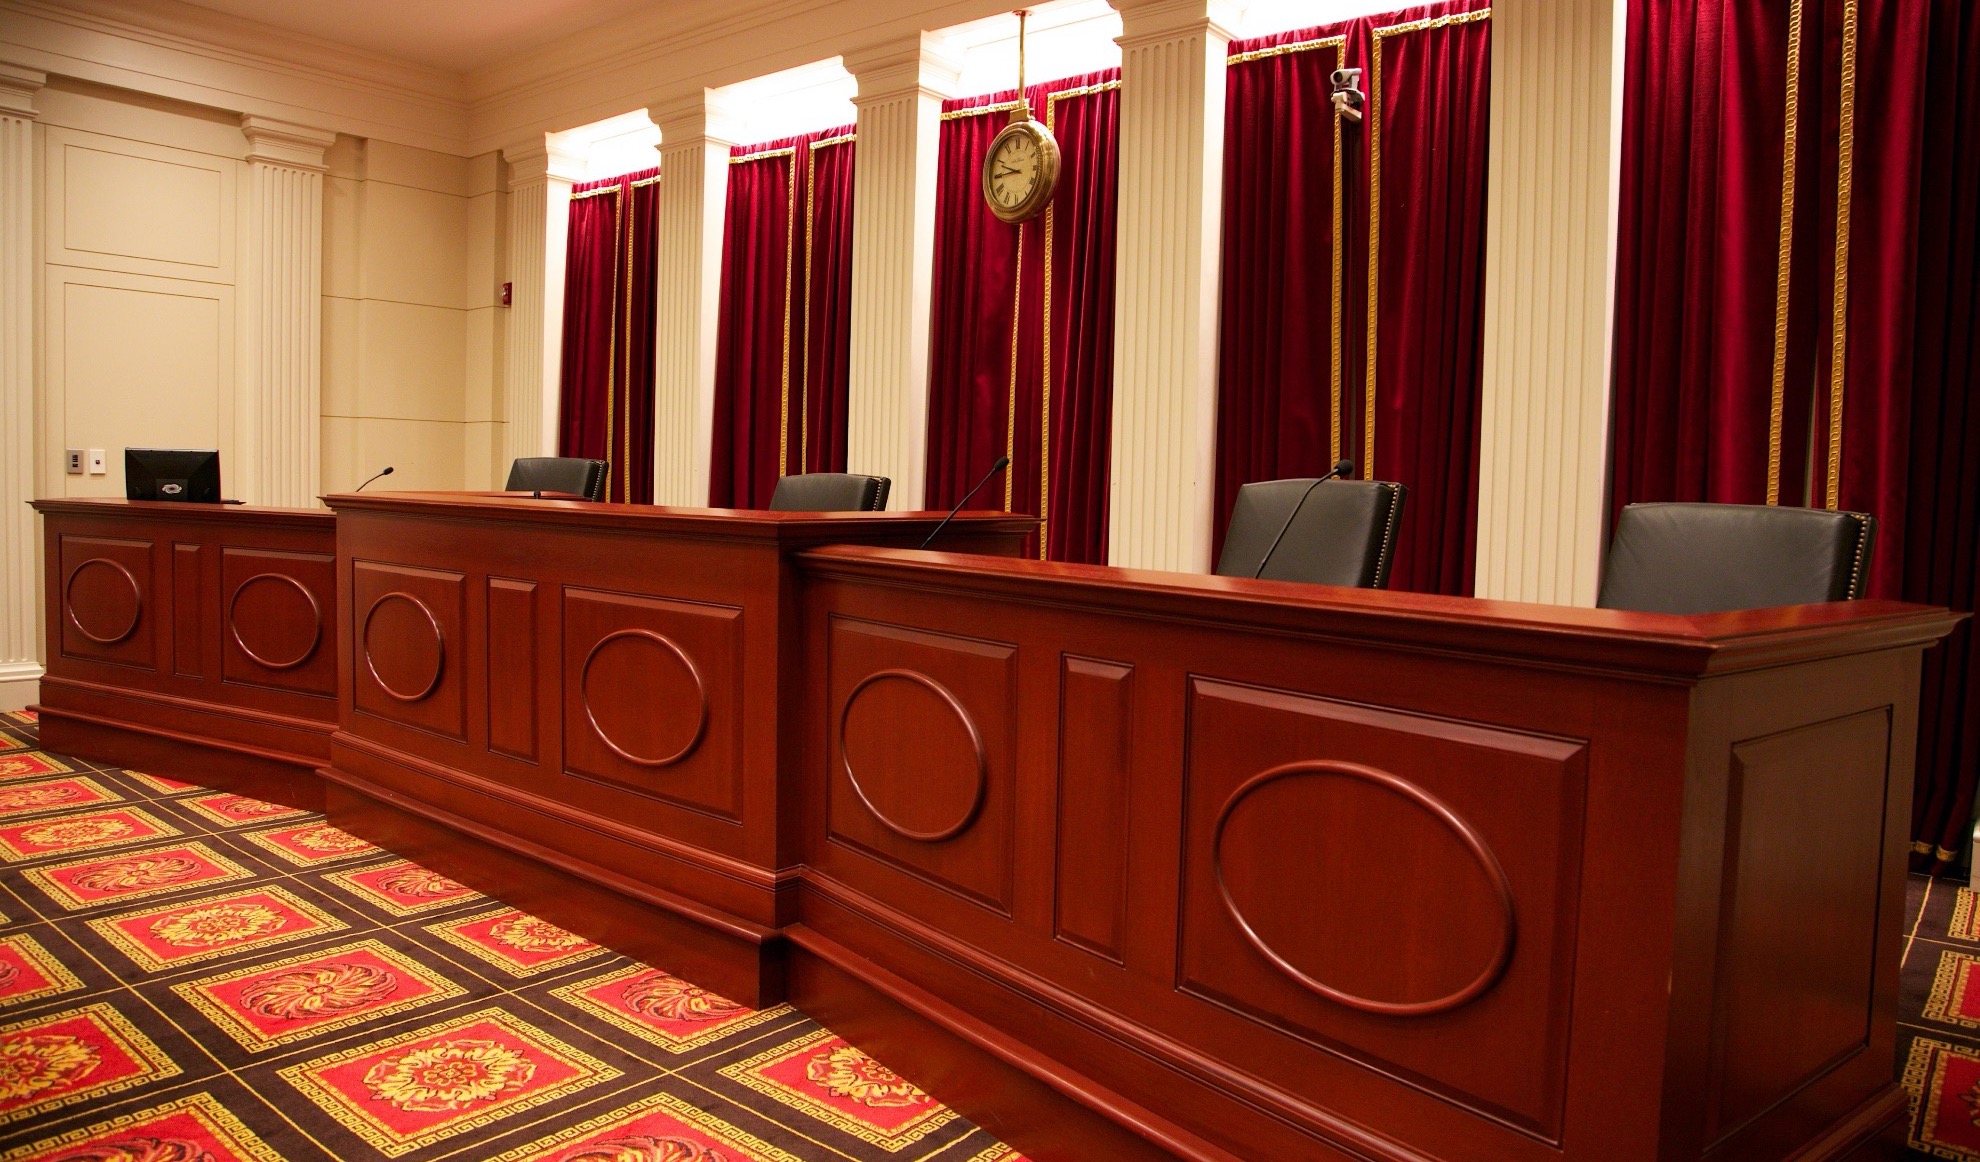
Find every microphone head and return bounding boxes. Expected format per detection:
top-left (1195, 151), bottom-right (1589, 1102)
top-left (380, 466), bottom-right (394, 476)
top-left (992, 455), bottom-right (1012, 472)
top-left (1332, 459), bottom-right (1354, 478)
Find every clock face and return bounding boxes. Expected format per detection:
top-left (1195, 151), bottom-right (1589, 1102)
top-left (989, 130), bottom-right (1042, 210)
top-left (982, 120), bottom-right (1060, 223)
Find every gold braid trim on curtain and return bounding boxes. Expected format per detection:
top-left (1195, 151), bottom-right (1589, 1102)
top-left (1038, 80), bottom-right (1121, 559)
top-left (1766, 0), bottom-right (1805, 504)
top-left (1226, 36), bottom-right (1349, 465)
top-left (1825, 0), bottom-right (1859, 511)
top-left (1366, 7), bottom-right (1491, 480)
top-left (1006, 224), bottom-right (1024, 513)
top-left (730, 146), bottom-right (800, 478)
top-left (802, 134), bottom-right (855, 470)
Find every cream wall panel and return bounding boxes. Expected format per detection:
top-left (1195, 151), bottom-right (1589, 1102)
top-left (364, 139), bottom-right (470, 198)
top-left (45, 127), bottom-right (237, 281)
top-left (464, 421), bottom-right (501, 488)
top-left (463, 307), bottom-right (496, 422)
top-left (464, 191), bottom-right (498, 308)
top-left (321, 415), bottom-right (358, 492)
top-left (323, 174), bottom-right (360, 298)
top-left (356, 180), bottom-right (469, 309)
top-left (351, 418), bottom-right (465, 492)
top-left (45, 270), bottom-right (233, 499)
top-left (351, 299), bottom-right (466, 422)
top-left (320, 294), bottom-right (360, 415)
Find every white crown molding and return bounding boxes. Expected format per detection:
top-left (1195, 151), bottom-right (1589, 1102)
top-left (241, 113), bottom-right (336, 169)
top-left (502, 135), bottom-right (586, 186)
top-left (647, 89), bottom-right (745, 149)
top-left (0, 0), bottom-right (471, 152)
top-left (0, 62), bottom-right (45, 117)
top-left (844, 31), bottom-right (963, 104)
top-left (1113, 0), bottom-right (1244, 47)
top-left (462, 0), bottom-right (1014, 155)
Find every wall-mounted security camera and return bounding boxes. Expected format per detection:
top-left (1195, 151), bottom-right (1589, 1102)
top-left (1330, 67), bottom-right (1365, 121)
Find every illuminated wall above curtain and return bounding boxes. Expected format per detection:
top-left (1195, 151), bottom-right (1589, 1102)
top-left (558, 167), bottom-right (659, 504)
top-left (1213, 0), bottom-right (1491, 596)
top-left (709, 126), bottom-right (857, 509)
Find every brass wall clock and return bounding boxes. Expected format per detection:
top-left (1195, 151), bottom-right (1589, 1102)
top-left (981, 10), bottom-right (1061, 224)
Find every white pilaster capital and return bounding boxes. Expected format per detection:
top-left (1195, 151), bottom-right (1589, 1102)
top-left (843, 32), bottom-right (964, 106)
top-left (647, 90), bottom-right (744, 152)
top-left (0, 64), bottom-right (46, 119)
top-left (1111, 0), bottom-right (1244, 48)
top-left (502, 135), bottom-right (586, 188)
top-left (240, 116), bottom-right (336, 172)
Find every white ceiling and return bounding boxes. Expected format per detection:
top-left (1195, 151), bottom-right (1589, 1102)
top-left (171, 0), bottom-right (658, 73)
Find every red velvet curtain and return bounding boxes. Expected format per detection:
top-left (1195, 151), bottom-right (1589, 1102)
top-left (710, 126), bottom-right (857, 508)
top-left (557, 168), bottom-right (658, 502)
top-left (801, 133), bottom-right (856, 476)
top-left (925, 71), bottom-right (1121, 563)
top-left (1213, 1), bottom-right (1488, 594)
top-left (1609, 2), bottom-right (1815, 520)
top-left (1364, 2), bottom-right (1490, 595)
top-left (1216, 21), bottom-right (1364, 565)
top-left (1613, 0), bottom-right (1980, 870)
top-left (1846, 0), bottom-right (1975, 873)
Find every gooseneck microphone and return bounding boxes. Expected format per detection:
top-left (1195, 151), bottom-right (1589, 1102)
top-left (354, 466), bottom-right (395, 493)
top-left (1254, 458), bottom-right (1354, 578)
top-left (919, 456), bottom-right (1011, 550)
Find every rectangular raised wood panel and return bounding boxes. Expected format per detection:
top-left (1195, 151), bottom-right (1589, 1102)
top-left (57, 534), bottom-right (156, 670)
top-left (351, 560), bottom-right (466, 741)
top-left (219, 548), bottom-right (336, 699)
top-left (1054, 655), bottom-right (1134, 962)
top-left (825, 616), bottom-right (1018, 915)
top-left (1706, 709), bottom-right (1892, 1145)
top-left (1179, 680), bottom-right (1588, 1140)
top-left (486, 578), bottom-right (538, 762)
top-left (171, 542), bottom-right (205, 679)
top-left (560, 587), bottom-right (743, 820)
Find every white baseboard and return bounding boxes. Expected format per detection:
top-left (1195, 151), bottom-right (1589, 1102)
top-left (0, 662), bottom-right (43, 712)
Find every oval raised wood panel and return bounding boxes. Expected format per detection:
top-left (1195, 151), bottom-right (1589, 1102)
top-left (1212, 760), bottom-right (1516, 1016)
top-left (838, 669), bottom-right (986, 842)
top-left (64, 558), bottom-right (143, 645)
top-left (361, 591), bottom-right (444, 703)
top-left (227, 573), bottom-right (321, 670)
top-left (580, 629), bottom-right (707, 766)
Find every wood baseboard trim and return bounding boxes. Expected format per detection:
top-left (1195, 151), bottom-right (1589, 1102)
top-left (323, 780), bottom-right (785, 1007)
top-left (787, 923), bottom-right (1253, 1162)
top-left (35, 704), bottom-right (326, 811)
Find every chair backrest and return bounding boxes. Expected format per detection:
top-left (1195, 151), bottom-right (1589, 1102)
top-left (1214, 479), bottom-right (1408, 589)
top-left (768, 473), bottom-right (891, 512)
top-left (505, 457), bottom-right (608, 502)
top-left (1597, 501), bottom-right (1877, 614)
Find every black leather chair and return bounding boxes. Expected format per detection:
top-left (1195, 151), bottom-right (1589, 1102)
top-left (1597, 501), bottom-right (1877, 614)
top-left (1215, 479), bottom-right (1408, 589)
top-left (768, 473), bottom-right (890, 512)
top-left (506, 457), bottom-right (608, 502)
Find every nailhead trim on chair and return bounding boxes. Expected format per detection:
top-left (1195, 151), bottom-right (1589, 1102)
top-left (1847, 514), bottom-right (1871, 600)
top-left (1374, 487), bottom-right (1402, 590)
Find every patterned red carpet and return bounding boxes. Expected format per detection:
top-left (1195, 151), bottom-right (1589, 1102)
top-left (0, 711), bottom-right (1022, 1162)
top-left (1904, 873), bottom-right (1980, 1159)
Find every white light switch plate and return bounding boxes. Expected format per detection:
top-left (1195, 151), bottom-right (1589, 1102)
top-left (87, 449), bottom-right (106, 475)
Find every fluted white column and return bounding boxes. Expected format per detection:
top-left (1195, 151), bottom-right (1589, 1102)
top-left (842, 34), bottom-right (961, 511)
top-left (0, 65), bottom-right (43, 711)
top-left (648, 93), bottom-right (739, 507)
top-left (240, 117), bottom-right (335, 508)
top-left (1473, 0), bottom-right (1626, 605)
top-left (501, 138), bottom-right (584, 474)
top-left (1105, 0), bottom-right (1239, 572)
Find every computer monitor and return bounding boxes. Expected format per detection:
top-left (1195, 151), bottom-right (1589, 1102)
top-left (125, 449), bottom-right (221, 503)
